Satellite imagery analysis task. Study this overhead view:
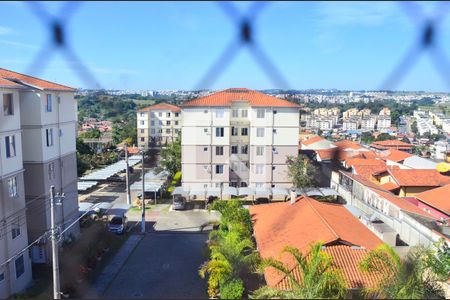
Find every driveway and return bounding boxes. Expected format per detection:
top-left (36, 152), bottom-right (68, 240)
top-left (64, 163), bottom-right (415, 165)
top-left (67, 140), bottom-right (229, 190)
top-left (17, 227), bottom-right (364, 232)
top-left (102, 207), bottom-right (220, 299)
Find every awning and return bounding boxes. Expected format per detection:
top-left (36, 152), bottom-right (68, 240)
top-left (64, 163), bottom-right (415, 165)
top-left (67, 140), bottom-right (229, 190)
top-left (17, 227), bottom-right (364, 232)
top-left (239, 187), bottom-right (255, 196)
top-left (222, 186), bottom-right (238, 196)
top-left (130, 181), bottom-right (162, 192)
top-left (271, 187), bottom-right (289, 196)
top-left (255, 188), bottom-right (271, 197)
top-left (206, 187), bottom-right (221, 197)
top-left (189, 188), bottom-right (206, 197)
top-left (172, 186), bottom-right (189, 196)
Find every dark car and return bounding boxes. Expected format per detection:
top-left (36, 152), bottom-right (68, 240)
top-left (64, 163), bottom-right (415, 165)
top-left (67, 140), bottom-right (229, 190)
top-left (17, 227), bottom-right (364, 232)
top-left (172, 196), bottom-right (186, 210)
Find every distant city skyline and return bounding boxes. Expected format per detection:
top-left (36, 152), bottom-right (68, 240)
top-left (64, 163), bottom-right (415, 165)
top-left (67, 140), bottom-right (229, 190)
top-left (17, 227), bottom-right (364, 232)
top-left (1, 1), bottom-right (450, 92)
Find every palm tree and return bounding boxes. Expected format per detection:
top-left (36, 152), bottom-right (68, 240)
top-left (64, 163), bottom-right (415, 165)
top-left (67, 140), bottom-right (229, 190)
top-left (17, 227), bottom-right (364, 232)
top-left (359, 244), bottom-right (445, 299)
top-left (251, 242), bottom-right (347, 299)
top-left (199, 224), bottom-right (260, 298)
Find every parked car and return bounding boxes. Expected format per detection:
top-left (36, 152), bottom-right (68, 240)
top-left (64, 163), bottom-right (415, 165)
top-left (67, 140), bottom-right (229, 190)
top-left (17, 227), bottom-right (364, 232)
top-left (107, 215), bottom-right (127, 234)
top-left (172, 196), bottom-right (186, 210)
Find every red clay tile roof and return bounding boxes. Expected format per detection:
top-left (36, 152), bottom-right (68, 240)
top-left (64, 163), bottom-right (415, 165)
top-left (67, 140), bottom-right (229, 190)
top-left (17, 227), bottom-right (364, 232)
top-left (415, 184), bottom-right (450, 215)
top-left (0, 68), bottom-right (75, 91)
top-left (334, 140), bottom-right (365, 150)
top-left (388, 169), bottom-right (450, 187)
top-left (249, 196), bottom-right (383, 287)
top-left (137, 102), bottom-right (181, 112)
top-left (377, 149), bottom-right (414, 162)
top-left (346, 158), bottom-right (385, 168)
top-left (353, 165), bottom-right (387, 181)
top-left (379, 181), bottom-right (400, 191)
top-left (182, 88), bottom-right (300, 107)
top-left (0, 77), bottom-right (24, 88)
top-left (370, 140), bottom-right (413, 150)
top-left (301, 135), bottom-right (325, 146)
top-left (275, 245), bottom-right (385, 290)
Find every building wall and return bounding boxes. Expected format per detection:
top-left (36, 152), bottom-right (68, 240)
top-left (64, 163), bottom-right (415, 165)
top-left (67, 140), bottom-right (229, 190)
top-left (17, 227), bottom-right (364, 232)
top-left (399, 186), bottom-right (435, 197)
top-left (137, 108), bottom-right (181, 149)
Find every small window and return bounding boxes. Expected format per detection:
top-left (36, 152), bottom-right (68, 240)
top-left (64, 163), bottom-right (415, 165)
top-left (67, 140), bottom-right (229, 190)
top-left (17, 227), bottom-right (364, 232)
top-left (204, 147), bottom-right (208, 152)
top-left (241, 109), bottom-right (248, 118)
top-left (158, 129), bottom-right (162, 133)
top-left (166, 129), bottom-right (170, 134)
top-left (241, 145), bottom-right (248, 154)
top-left (159, 121), bottom-right (163, 126)
top-left (151, 128), bottom-right (156, 134)
top-left (5, 135), bottom-right (16, 158)
top-left (257, 109), bottom-right (265, 118)
top-left (204, 128), bottom-right (208, 133)
top-left (256, 128), bottom-right (265, 137)
top-left (273, 129), bottom-right (277, 134)
top-left (46, 129), bottom-right (54, 147)
top-left (8, 177), bottom-right (18, 197)
top-left (231, 127), bottom-right (238, 136)
top-left (232, 109), bottom-right (238, 118)
top-left (241, 128), bottom-right (248, 136)
top-left (3, 93), bottom-right (13, 116)
top-left (215, 146), bottom-right (224, 156)
top-left (215, 165), bottom-right (224, 174)
top-left (166, 121), bottom-right (171, 126)
top-left (167, 112), bottom-right (171, 117)
top-left (215, 109), bottom-right (224, 118)
top-left (215, 127), bottom-right (224, 137)
top-left (141, 137), bottom-right (145, 142)
top-left (12, 217), bottom-right (20, 239)
top-left (230, 182), bottom-right (238, 188)
top-left (256, 164), bottom-right (264, 174)
top-left (240, 182), bottom-right (248, 187)
top-left (150, 120), bottom-right (155, 126)
top-left (46, 94), bottom-right (52, 112)
top-left (158, 112), bottom-right (162, 117)
top-left (175, 121), bottom-right (179, 125)
top-left (0, 272), bottom-right (4, 282)
top-left (204, 110), bottom-right (208, 114)
top-left (140, 129), bottom-right (144, 133)
top-left (256, 146), bottom-right (264, 156)
top-left (231, 145), bottom-right (238, 154)
top-left (140, 121), bottom-right (145, 125)
top-left (48, 162), bottom-right (55, 181)
top-left (140, 112), bottom-right (145, 117)
top-left (15, 255), bottom-right (24, 278)
top-left (175, 112), bottom-right (179, 117)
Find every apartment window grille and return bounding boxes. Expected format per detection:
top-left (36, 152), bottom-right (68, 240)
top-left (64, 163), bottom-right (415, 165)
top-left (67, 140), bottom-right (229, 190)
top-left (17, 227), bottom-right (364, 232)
top-left (12, 217), bottom-right (20, 239)
top-left (46, 94), bottom-right (52, 112)
top-left (8, 177), bottom-right (18, 197)
top-left (48, 162), bottom-right (55, 181)
top-left (241, 128), bottom-right (248, 136)
top-left (215, 127), bottom-right (224, 137)
top-left (241, 109), bottom-right (248, 118)
top-left (231, 145), bottom-right (238, 154)
top-left (216, 146), bottom-right (224, 156)
top-left (231, 127), bottom-right (238, 136)
top-left (46, 128), bottom-right (54, 147)
top-left (166, 121), bottom-right (171, 126)
top-left (241, 145), bottom-right (248, 154)
top-left (257, 109), bottom-right (265, 118)
top-left (15, 255), bottom-right (24, 279)
top-left (256, 128), bottom-right (265, 137)
top-left (232, 109), bottom-right (238, 118)
top-left (256, 164), bottom-right (264, 174)
top-left (3, 93), bottom-right (13, 116)
top-left (215, 165), bottom-right (224, 174)
top-left (215, 109), bottom-right (224, 118)
top-left (5, 135), bottom-right (16, 158)
top-left (256, 146), bottom-right (264, 156)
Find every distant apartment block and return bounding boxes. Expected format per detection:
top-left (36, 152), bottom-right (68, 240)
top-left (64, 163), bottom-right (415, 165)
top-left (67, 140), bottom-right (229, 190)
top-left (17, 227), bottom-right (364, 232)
top-left (137, 103), bottom-right (181, 149)
top-left (379, 107), bottom-right (391, 116)
top-left (0, 68), bottom-right (79, 296)
top-left (377, 115), bottom-right (392, 130)
top-left (181, 88), bottom-right (299, 191)
top-left (360, 115), bottom-right (377, 130)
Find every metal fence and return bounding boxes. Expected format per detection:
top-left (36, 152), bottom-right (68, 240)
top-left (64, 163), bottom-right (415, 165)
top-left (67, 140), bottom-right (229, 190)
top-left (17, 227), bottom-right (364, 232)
top-left (9, 1), bottom-right (450, 91)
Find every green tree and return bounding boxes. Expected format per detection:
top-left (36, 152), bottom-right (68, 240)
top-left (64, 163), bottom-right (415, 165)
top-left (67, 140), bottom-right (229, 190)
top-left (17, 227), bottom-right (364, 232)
top-left (78, 128), bottom-right (102, 139)
top-left (286, 155), bottom-right (317, 191)
top-left (375, 133), bottom-right (396, 142)
top-left (359, 244), bottom-right (446, 299)
top-left (156, 136), bottom-right (181, 178)
top-left (411, 120), bottom-right (418, 135)
top-left (252, 242), bottom-right (347, 299)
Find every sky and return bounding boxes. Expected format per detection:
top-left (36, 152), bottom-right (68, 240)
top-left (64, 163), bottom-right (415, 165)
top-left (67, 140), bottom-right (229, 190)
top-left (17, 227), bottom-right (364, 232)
top-left (1, 1), bottom-right (450, 92)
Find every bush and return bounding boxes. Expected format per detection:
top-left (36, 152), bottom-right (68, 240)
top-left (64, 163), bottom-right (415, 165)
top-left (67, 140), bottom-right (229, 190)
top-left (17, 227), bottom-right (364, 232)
top-left (220, 279), bottom-right (245, 299)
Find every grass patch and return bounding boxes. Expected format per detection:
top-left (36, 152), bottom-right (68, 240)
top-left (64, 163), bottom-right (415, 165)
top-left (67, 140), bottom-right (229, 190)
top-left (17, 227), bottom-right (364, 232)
top-left (129, 205), bottom-right (152, 212)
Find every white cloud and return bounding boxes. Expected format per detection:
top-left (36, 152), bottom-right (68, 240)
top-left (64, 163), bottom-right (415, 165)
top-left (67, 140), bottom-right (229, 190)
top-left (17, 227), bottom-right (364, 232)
top-left (0, 26), bottom-right (14, 35)
top-left (0, 39), bottom-right (37, 50)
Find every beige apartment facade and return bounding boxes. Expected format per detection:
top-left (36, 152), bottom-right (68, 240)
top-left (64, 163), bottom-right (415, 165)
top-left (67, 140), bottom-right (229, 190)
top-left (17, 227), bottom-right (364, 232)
top-left (137, 103), bottom-right (181, 149)
top-left (181, 88), bottom-right (300, 193)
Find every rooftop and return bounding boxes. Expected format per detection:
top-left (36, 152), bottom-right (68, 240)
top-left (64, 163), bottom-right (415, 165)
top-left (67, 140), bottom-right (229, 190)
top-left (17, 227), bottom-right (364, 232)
top-left (0, 68), bottom-right (75, 92)
top-left (377, 149), bottom-right (414, 162)
top-left (388, 168), bottom-right (450, 187)
top-left (415, 184), bottom-right (450, 216)
top-left (137, 102), bottom-right (181, 112)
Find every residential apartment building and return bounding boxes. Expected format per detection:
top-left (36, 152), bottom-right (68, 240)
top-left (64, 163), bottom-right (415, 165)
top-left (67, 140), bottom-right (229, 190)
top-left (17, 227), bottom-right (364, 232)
top-left (0, 69), bottom-right (79, 269)
top-left (137, 103), bottom-right (181, 149)
top-left (360, 115), bottom-right (376, 130)
top-left (379, 107), bottom-right (391, 116)
top-left (343, 108), bottom-right (359, 120)
top-left (181, 88), bottom-right (299, 191)
top-left (377, 115), bottom-right (391, 130)
top-left (0, 81), bottom-right (32, 297)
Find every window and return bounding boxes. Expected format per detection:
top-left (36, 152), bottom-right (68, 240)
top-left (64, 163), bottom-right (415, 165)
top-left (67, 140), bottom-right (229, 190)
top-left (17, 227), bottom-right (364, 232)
top-left (215, 165), bottom-right (224, 174)
top-left (204, 128), bottom-right (208, 133)
top-left (215, 109), bottom-right (224, 118)
top-left (256, 146), bottom-right (264, 156)
top-left (5, 135), bottom-right (16, 158)
top-left (12, 217), bottom-right (20, 239)
top-left (140, 121), bottom-right (145, 125)
top-left (256, 128), bottom-right (265, 137)
top-left (241, 145), bottom-right (248, 154)
top-left (203, 147), bottom-right (208, 152)
top-left (175, 112), bottom-right (179, 117)
top-left (257, 109), bottom-right (265, 118)
top-left (241, 128), bottom-right (248, 136)
top-left (230, 182), bottom-right (238, 188)
top-left (151, 128), bottom-right (156, 134)
top-left (256, 164), bottom-right (264, 174)
top-left (140, 112), bottom-right (145, 117)
top-left (158, 129), bottom-right (162, 134)
top-left (273, 129), bottom-right (277, 134)
top-left (15, 255), bottom-right (24, 279)
top-left (231, 127), bottom-right (238, 136)
top-left (175, 129), bottom-right (179, 134)
top-left (167, 112), bottom-right (171, 117)
top-left (46, 94), bottom-right (52, 112)
top-left (159, 121), bottom-right (163, 126)
top-left (240, 182), bottom-right (248, 187)
top-left (231, 145), bottom-right (238, 154)
top-left (215, 146), bottom-right (224, 156)
top-left (3, 93), bottom-right (13, 116)
top-left (255, 182), bottom-right (264, 188)
top-left (0, 272), bottom-right (4, 282)
top-left (215, 127), bottom-right (224, 137)
top-left (48, 162), bottom-right (55, 181)
top-left (166, 129), bottom-right (170, 134)
top-left (166, 121), bottom-right (171, 126)
top-left (150, 120), bottom-right (155, 126)
top-left (204, 110), bottom-right (208, 114)
top-left (141, 137), bottom-right (145, 142)
top-left (8, 177), bottom-right (18, 197)
top-left (175, 121), bottom-right (179, 125)
top-left (232, 109), bottom-right (238, 118)
top-left (46, 129), bottom-right (54, 147)
top-left (151, 112), bottom-right (156, 117)
top-left (158, 112), bottom-right (162, 117)
top-left (241, 109), bottom-right (248, 118)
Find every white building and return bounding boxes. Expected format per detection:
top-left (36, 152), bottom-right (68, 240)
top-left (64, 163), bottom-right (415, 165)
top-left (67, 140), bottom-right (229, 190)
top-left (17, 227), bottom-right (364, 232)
top-left (0, 68), bottom-right (79, 296)
top-left (377, 116), bottom-right (391, 130)
top-left (137, 103), bottom-right (181, 149)
top-left (181, 88), bottom-right (299, 194)
top-left (360, 115), bottom-right (377, 131)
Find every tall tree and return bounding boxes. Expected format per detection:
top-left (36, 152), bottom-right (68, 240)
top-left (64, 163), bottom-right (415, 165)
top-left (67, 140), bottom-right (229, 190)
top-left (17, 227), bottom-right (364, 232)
top-left (156, 136), bottom-right (181, 178)
top-left (252, 242), bottom-right (347, 299)
top-left (286, 155), bottom-right (317, 191)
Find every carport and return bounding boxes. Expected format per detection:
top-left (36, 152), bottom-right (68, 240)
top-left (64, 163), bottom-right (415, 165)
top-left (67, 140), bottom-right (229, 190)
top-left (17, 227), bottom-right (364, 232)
top-left (221, 186), bottom-right (238, 200)
top-left (130, 181), bottom-right (163, 204)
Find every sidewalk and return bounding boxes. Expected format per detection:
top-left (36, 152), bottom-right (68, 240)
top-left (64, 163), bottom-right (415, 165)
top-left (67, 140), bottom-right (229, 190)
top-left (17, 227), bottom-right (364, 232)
top-left (84, 234), bottom-right (143, 298)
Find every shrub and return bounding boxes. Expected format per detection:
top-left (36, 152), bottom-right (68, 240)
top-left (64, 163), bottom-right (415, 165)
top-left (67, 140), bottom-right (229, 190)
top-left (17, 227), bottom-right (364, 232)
top-left (220, 278), bottom-right (245, 299)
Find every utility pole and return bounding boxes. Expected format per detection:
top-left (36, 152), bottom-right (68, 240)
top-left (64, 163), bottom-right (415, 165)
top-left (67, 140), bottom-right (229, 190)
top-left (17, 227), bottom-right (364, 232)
top-left (125, 143), bottom-right (131, 205)
top-left (141, 150), bottom-right (146, 234)
top-left (50, 186), bottom-right (61, 300)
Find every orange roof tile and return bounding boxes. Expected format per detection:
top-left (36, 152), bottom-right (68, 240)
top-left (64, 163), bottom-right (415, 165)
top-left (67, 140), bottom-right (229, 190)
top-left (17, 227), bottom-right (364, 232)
top-left (249, 196), bottom-right (383, 287)
top-left (379, 181), bottom-right (400, 191)
top-left (138, 102), bottom-right (181, 112)
top-left (377, 149), bottom-right (414, 162)
top-left (0, 68), bottom-right (75, 91)
top-left (388, 169), bottom-right (450, 187)
top-left (275, 245), bottom-right (385, 290)
top-left (370, 140), bottom-right (413, 150)
top-left (334, 140), bottom-right (364, 150)
top-left (0, 78), bottom-right (24, 88)
top-left (182, 88), bottom-right (300, 108)
top-left (301, 135), bottom-right (325, 146)
top-left (353, 165), bottom-right (387, 181)
top-left (415, 184), bottom-right (450, 215)
top-left (346, 158), bottom-right (385, 168)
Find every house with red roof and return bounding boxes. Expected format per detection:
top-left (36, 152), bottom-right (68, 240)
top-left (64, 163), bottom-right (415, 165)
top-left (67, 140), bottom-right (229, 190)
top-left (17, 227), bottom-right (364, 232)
top-left (414, 184), bottom-right (450, 219)
top-left (369, 140), bottom-right (413, 152)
